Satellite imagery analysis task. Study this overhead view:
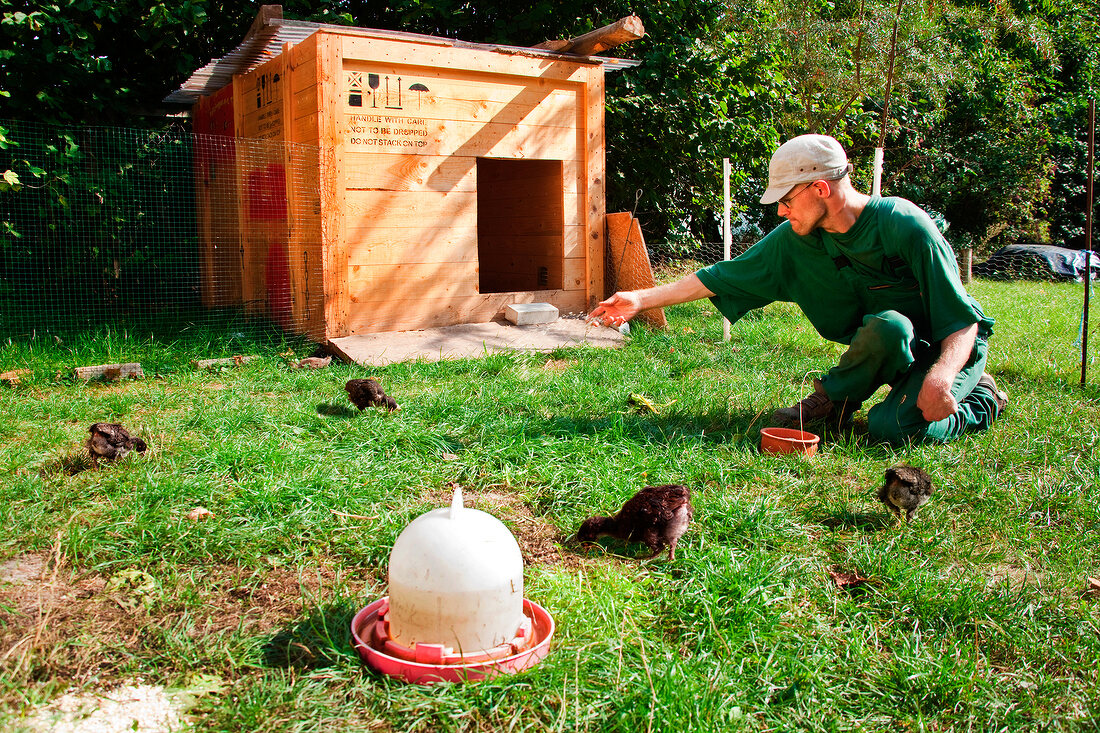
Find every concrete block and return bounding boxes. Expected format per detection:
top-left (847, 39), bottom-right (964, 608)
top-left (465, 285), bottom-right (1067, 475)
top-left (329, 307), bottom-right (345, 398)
top-left (504, 302), bottom-right (559, 325)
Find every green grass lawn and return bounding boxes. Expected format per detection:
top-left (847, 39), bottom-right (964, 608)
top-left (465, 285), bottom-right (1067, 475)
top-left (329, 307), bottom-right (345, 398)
top-left (1, 278), bottom-right (1098, 731)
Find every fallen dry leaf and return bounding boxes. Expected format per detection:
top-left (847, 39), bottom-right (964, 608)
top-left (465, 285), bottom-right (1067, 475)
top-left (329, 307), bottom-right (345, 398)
top-left (441, 453), bottom-right (459, 461)
top-left (1084, 577), bottom-right (1100, 598)
top-left (187, 507), bottom-right (214, 521)
top-left (827, 566), bottom-right (870, 589)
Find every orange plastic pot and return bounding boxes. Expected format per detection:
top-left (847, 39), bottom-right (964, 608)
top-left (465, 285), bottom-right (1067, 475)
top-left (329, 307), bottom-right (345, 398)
top-left (760, 427), bottom-right (820, 456)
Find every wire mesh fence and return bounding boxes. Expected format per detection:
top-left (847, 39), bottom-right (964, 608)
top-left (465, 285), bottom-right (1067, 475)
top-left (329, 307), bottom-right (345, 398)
top-left (2, 120), bottom-right (1096, 380)
top-left (0, 120), bottom-right (324, 345)
top-left (970, 244), bottom-right (1099, 283)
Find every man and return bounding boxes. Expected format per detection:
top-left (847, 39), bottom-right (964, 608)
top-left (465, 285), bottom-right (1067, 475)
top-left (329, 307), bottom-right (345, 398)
top-left (589, 134), bottom-right (1007, 444)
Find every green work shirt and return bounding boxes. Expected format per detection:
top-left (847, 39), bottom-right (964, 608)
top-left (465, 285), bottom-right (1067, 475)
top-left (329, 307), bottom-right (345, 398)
top-left (695, 196), bottom-right (993, 346)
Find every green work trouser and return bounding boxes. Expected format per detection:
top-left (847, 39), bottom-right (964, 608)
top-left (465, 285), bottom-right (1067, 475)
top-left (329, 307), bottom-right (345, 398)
top-left (820, 310), bottom-right (1002, 444)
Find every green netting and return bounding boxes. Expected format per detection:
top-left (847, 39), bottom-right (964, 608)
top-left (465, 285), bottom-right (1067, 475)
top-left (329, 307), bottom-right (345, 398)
top-left (0, 120), bottom-right (324, 344)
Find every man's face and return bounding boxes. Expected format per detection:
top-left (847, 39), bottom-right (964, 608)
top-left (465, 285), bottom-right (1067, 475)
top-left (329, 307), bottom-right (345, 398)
top-left (777, 180), bottom-right (825, 235)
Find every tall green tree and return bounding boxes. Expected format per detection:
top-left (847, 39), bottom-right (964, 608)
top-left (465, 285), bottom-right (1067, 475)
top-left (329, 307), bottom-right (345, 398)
top-left (2, 0), bottom-right (1096, 251)
top-left (722, 0), bottom-right (1099, 255)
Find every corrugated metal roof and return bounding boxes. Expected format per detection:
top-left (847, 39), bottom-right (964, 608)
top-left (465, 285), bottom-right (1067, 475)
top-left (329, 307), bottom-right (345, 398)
top-left (164, 17), bottom-right (640, 105)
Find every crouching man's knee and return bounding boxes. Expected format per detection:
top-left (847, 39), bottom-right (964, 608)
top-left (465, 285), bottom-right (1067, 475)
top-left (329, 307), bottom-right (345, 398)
top-left (853, 311), bottom-right (915, 354)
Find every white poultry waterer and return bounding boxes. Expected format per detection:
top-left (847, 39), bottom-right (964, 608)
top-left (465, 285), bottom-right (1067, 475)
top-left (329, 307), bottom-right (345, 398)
top-left (351, 486), bottom-right (554, 683)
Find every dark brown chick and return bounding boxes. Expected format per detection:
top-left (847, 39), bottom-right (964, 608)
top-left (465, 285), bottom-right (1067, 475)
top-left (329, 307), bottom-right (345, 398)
top-left (87, 423), bottom-right (147, 467)
top-left (576, 484), bottom-right (693, 561)
top-left (345, 378), bottom-right (388, 410)
top-left (877, 465), bottom-right (934, 522)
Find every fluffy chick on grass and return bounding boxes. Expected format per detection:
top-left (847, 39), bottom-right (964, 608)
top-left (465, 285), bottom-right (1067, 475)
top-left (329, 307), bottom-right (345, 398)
top-left (87, 423), bottom-right (147, 467)
top-left (878, 465), bottom-right (934, 522)
top-left (576, 484), bottom-right (693, 561)
top-left (345, 378), bottom-right (399, 412)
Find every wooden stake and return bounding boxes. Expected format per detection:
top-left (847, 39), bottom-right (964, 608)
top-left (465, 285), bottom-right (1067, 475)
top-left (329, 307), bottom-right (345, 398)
top-left (1083, 97), bottom-right (1094, 387)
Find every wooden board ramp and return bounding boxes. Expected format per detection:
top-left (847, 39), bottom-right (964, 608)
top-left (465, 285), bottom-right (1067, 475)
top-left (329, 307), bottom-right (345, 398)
top-left (329, 318), bottom-right (625, 367)
top-left (605, 212), bottom-right (666, 329)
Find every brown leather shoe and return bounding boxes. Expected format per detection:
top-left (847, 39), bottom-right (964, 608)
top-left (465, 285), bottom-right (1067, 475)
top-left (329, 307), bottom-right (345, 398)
top-left (770, 378), bottom-right (860, 429)
top-left (976, 373), bottom-right (1008, 412)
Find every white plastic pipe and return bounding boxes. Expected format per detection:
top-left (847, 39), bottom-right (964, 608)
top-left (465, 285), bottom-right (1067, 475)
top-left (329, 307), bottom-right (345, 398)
top-left (872, 147), bottom-right (884, 197)
top-left (722, 157), bottom-right (731, 342)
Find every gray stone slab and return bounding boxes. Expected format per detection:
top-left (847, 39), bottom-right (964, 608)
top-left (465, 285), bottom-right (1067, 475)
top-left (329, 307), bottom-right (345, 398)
top-left (329, 317), bottom-right (625, 367)
top-left (504, 302), bottom-right (559, 325)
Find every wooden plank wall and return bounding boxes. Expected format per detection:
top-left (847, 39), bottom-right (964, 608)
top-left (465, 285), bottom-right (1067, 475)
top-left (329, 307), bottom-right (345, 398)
top-left (583, 65), bottom-right (606, 313)
top-left (230, 40), bottom-right (329, 339)
top-left (335, 36), bottom-right (602, 334)
top-left (234, 54), bottom-right (288, 322)
top-left (284, 34), bottom-right (328, 338)
top-left (192, 85), bottom-right (242, 308)
top-left (316, 34), bottom-right (350, 338)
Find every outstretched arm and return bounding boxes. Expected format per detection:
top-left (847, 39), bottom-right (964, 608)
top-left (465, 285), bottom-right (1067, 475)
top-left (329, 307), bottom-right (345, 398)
top-left (588, 274), bottom-right (716, 327)
top-left (917, 322), bottom-right (978, 422)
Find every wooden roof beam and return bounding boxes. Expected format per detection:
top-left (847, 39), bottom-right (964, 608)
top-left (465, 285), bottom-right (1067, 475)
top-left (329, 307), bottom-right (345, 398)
top-left (246, 5), bottom-right (283, 42)
top-left (534, 15), bottom-right (645, 56)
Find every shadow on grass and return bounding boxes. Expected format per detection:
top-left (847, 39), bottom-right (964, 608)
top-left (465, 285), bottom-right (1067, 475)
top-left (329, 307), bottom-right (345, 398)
top-left (261, 600), bottom-right (361, 671)
top-left (316, 403), bottom-right (358, 418)
top-left (530, 410), bottom-right (900, 457)
top-left (817, 509), bottom-right (893, 532)
top-left (37, 451), bottom-right (95, 476)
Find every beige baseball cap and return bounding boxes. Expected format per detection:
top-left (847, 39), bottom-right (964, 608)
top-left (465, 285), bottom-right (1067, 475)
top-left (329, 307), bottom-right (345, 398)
top-left (759, 134), bottom-right (853, 204)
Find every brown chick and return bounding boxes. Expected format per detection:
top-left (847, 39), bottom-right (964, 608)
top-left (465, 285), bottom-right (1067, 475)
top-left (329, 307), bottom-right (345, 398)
top-left (295, 356), bottom-right (332, 369)
top-left (877, 465), bottom-right (934, 522)
top-left (345, 378), bottom-right (388, 410)
top-left (382, 395), bottom-right (400, 412)
top-left (576, 484), bottom-right (693, 561)
top-left (87, 423), bottom-right (147, 467)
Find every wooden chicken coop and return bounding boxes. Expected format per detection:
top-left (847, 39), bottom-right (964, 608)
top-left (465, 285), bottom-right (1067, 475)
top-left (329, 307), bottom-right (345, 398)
top-left (167, 6), bottom-right (642, 339)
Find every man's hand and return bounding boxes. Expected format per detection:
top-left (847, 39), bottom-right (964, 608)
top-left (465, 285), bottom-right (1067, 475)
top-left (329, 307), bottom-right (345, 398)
top-left (588, 291), bottom-right (643, 327)
top-left (587, 274), bottom-right (716, 328)
top-left (917, 322), bottom-right (978, 422)
top-left (917, 368), bottom-right (959, 422)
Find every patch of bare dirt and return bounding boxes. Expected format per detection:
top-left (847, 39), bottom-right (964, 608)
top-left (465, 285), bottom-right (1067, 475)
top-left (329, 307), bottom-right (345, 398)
top-left (1, 552), bottom-right (125, 685)
top-left (986, 563), bottom-right (1043, 593)
top-left (541, 359), bottom-right (571, 373)
top-left (0, 554), bottom-right (48, 585)
top-left (177, 563), bottom-right (367, 640)
top-left (0, 552), bottom-right (374, 689)
top-left (16, 683), bottom-right (187, 733)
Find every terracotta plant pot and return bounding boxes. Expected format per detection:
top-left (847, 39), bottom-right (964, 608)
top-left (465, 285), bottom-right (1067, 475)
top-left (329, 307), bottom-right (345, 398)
top-left (759, 427), bottom-right (820, 456)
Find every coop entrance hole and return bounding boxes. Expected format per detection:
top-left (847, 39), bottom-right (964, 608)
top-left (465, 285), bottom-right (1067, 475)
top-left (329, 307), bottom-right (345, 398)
top-left (476, 158), bottom-right (564, 294)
